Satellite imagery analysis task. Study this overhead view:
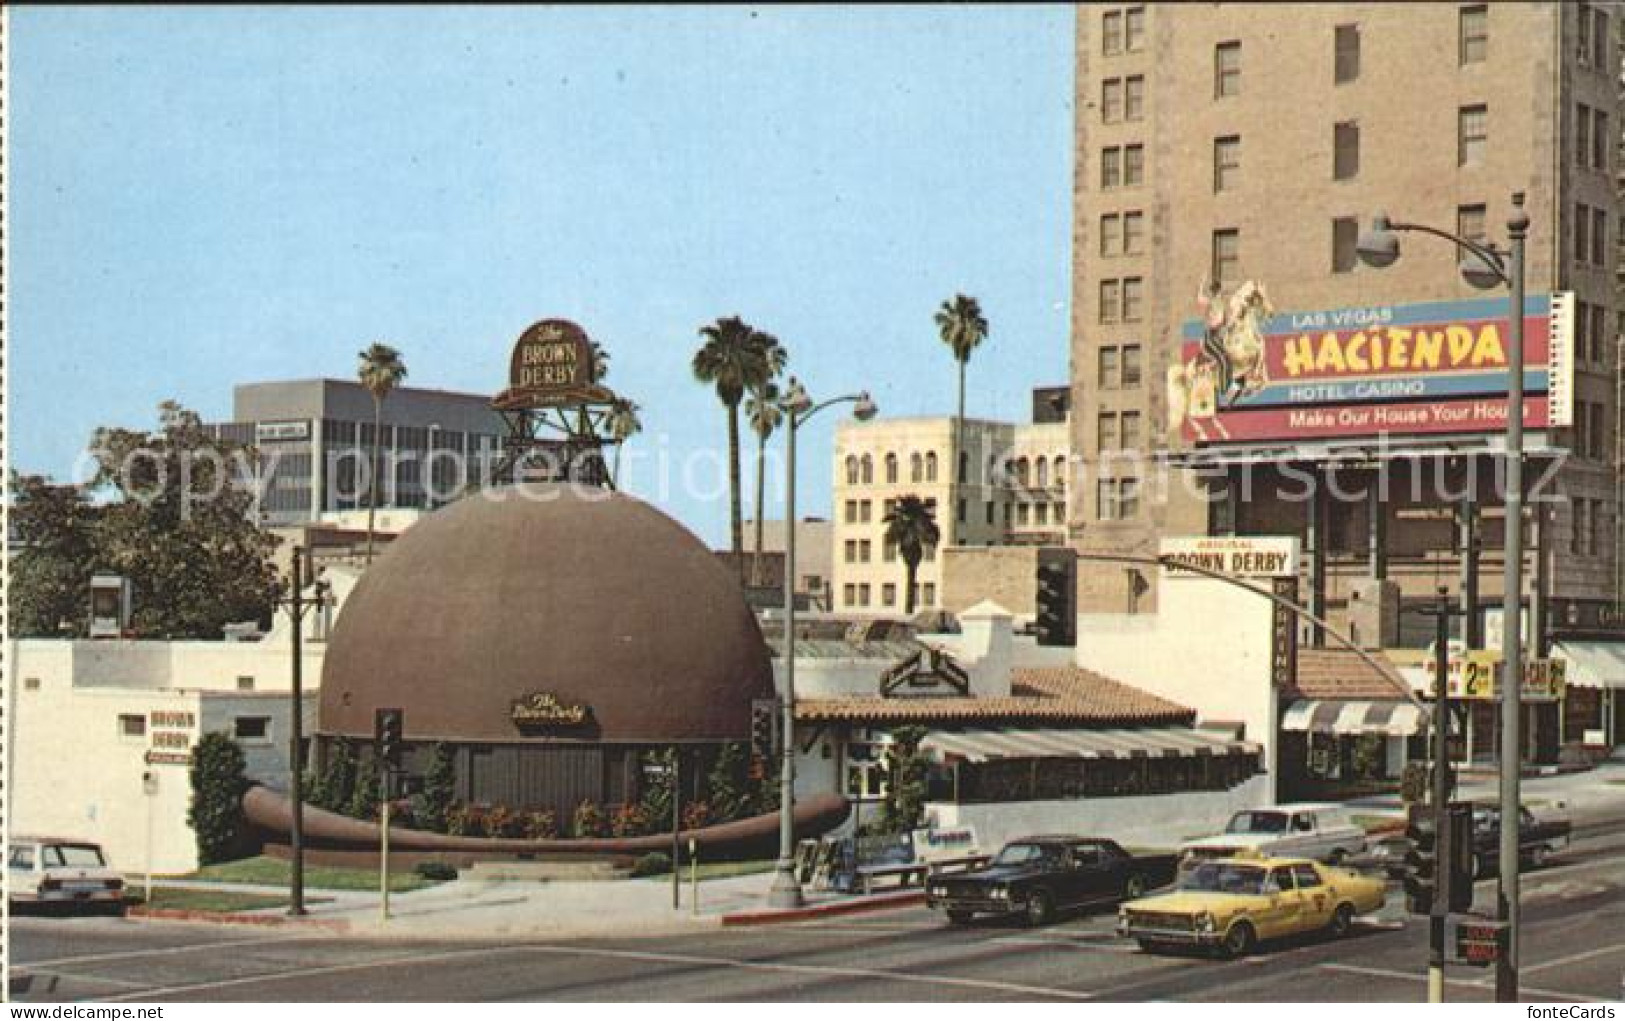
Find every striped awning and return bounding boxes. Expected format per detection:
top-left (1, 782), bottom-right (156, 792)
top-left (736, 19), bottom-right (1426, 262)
top-left (920, 726), bottom-right (1261, 764)
top-left (1553, 641), bottom-right (1625, 690)
top-left (1280, 699), bottom-right (1426, 737)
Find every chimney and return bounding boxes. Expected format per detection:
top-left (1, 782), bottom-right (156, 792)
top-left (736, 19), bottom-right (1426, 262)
top-left (956, 600), bottom-right (1014, 697)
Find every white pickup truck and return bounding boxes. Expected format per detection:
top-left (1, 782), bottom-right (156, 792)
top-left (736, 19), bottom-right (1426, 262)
top-left (1179, 803), bottom-right (1368, 866)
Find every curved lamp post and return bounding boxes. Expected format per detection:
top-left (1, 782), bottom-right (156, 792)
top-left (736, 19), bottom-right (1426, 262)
top-left (1358, 193), bottom-right (1529, 1001)
top-left (767, 378), bottom-right (877, 909)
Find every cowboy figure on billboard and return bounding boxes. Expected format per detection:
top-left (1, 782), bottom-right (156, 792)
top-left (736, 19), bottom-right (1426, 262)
top-left (1167, 277), bottom-right (1276, 442)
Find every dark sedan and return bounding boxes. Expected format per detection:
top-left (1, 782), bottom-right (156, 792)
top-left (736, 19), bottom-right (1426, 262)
top-left (925, 836), bottom-right (1178, 926)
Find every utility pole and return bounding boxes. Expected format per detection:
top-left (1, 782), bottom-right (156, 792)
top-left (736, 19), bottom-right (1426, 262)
top-left (1417, 588), bottom-right (1460, 1003)
top-left (279, 546), bottom-right (329, 918)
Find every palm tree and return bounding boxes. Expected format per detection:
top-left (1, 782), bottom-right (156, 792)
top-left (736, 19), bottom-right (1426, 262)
top-left (606, 399), bottom-right (642, 488)
top-left (884, 495), bottom-right (940, 615)
top-left (935, 294), bottom-right (989, 543)
top-left (357, 342), bottom-right (408, 565)
top-left (692, 317), bottom-right (780, 557)
top-left (745, 381), bottom-right (783, 586)
top-left (590, 341), bottom-right (610, 383)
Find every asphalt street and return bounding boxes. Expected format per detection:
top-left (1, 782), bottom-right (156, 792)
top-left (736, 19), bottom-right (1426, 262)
top-left (12, 827), bottom-right (1625, 1003)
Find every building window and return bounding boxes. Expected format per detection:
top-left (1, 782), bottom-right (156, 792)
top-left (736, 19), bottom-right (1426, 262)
top-left (1123, 211), bottom-right (1145, 254)
top-left (884, 497), bottom-right (897, 517)
top-left (1121, 478), bottom-right (1140, 518)
top-left (860, 455), bottom-right (873, 484)
top-left (1099, 347), bottom-right (1121, 388)
top-left (844, 583), bottom-right (856, 607)
top-left (860, 500), bottom-right (872, 523)
top-left (1102, 78), bottom-right (1124, 123)
top-left (923, 541), bottom-right (937, 562)
top-left (956, 498), bottom-right (966, 523)
top-left (1458, 105), bottom-right (1487, 167)
top-left (910, 452), bottom-right (923, 483)
top-left (1036, 502), bottom-right (1050, 526)
top-left (234, 716), bottom-right (272, 743)
top-left (1097, 479), bottom-right (1115, 520)
top-left (1579, 103), bottom-right (1592, 170)
top-left (858, 583), bottom-right (871, 608)
top-left (1332, 217), bottom-right (1359, 274)
top-left (1592, 6), bottom-right (1610, 69)
top-left (1211, 230), bottom-right (1240, 287)
top-left (1124, 74), bottom-right (1146, 120)
top-left (1577, 202), bottom-right (1592, 263)
top-left (1456, 203), bottom-right (1487, 244)
top-left (1213, 135), bottom-right (1241, 192)
top-left (1594, 109), bottom-right (1609, 170)
top-left (1593, 205), bottom-right (1608, 265)
top-left (1215, 41), bottom-right (1241, 98)
top-left (118, 714), bottom-right (146, 739)
top-left (1333, 121), bottom-right (1359, 180)
top-left (1591, 402), bottom-right (1607, 460)
top-left (859, 539), bottom-right (872, 563)
top-left (845, 500), bottom-right (857, 524)
top-left (1100, 213), bottom-right (1121, 256)
top-left (884, 539), bottom-right (898, 563)
top-left (1102, 147), bottom-right (1122, 189)
top-left (1334, 23), bottom-right (1360, 83)
top-left (1592, 304), bottom-right (1609, 366)
top-left (884, 453), bottom-right (898, 484)
top-left (1103, 9), bottom-right (1123, 55)
top-left (1125, 5), bottom-right (1145, 51)
top-left (1054, 455), bottom-right (1068, 487)
top-left (922, 582), bottom-right (937, 607)
top-left (1122, 344), bottom-right (1143, 386)
top-left (1123, 144), bottom-right (1144, 186)
top-left (925, 451), bottom-right (939, 482)
top-left (882, 583), bottom-right (897, 607)
top-left (958, 450), bottom-right (969, 484)
top-left (1122, 410), bottom-right (1142, 448)
top-left (985, 501), bottom-right (995, 525)
top-left (1592, 499), bottom-right (1607, 556)
top-left (1098, 412), bottom-right (1119, 453)
top-left (1099, 280), bottom-right (1121, 324)
top-left (1573, 498), bottom-right (1590, 556)
top-left (236, 675), bottom-right (256, 691)
top-left (1578, 300), bottom-right (1593, 363)
top-left (845, 455), bottom-right (859, 485)
top-left (1122, 277), bottom-right (1144, 322)
top-left (1459, 4), bottom-right (1488, 64)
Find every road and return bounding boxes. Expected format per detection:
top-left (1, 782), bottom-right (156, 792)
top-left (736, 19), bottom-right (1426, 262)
top-left (12, 828), bottom-right (1625, 1003)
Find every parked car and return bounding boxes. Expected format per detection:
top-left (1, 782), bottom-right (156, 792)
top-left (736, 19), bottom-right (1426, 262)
top-left (1117, 854), bottom-right (1387, 957)
top-left (926, 835), bottom-right (1179, 926)
top-left (7, 837), bottom-right (125, 912)
top-left (1179, 804), bottom-right (1367, 867)
top-left (1467, 804), bottom-right (1572, 877)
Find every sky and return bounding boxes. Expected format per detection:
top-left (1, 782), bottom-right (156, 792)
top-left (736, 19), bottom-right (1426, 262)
top-left (10, 6), bottom-right (1074, 547)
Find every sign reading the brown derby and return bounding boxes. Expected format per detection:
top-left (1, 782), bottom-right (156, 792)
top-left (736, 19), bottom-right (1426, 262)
top-left (500, 319), bottom-right (605, 408)
top-left (510, 691), bottom-right (593, 728)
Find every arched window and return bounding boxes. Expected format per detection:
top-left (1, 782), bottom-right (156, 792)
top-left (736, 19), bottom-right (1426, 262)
top-left (958, 450), bottom-right (970, 484)
top-left (1054, 455), bottom-right (1068, 488)
top-left (925, 452), bottom-right (939, 482)
top-left (845, 455), bottom-right (860, 485)
top-left (1016, 457), bottom-right (1030, 488)
top-left (1036, 458), bottom-right (1050, 489)
top-left (885, 453), bottom-right (899, 484)
top-left (860, 454), bottom-right (874, 484)
top-left (910, 452), bottom-right (924, 483)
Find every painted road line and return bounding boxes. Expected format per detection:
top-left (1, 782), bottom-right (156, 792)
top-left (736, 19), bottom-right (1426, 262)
top-left (1521, 940), bottom-right (1625, 975)
top-left (14, 968), bottom-right (157, 992)
top-left (18, 933), bottom-right (314, 970)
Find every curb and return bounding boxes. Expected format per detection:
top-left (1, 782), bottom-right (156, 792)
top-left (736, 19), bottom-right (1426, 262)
top-left (129, 906), bottom-right (351, 932)
top-left (721, 890), bottom-right (925, 927)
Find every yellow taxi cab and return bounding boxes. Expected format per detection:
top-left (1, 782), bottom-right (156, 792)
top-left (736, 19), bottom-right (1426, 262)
top-left (1115, 852), bottom-right (1386, 957)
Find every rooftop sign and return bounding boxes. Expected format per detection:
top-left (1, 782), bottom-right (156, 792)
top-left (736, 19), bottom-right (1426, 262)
top-left (494, 319), bottom-right (614, 410)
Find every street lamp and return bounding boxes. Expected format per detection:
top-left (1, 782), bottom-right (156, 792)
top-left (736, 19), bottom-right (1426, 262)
top-left (767, 377), bottom-right (877, 909)
top-left (1358, 193), bottom-right (1529, 1001)
top-left (279, 546), bottom-right (333, 916)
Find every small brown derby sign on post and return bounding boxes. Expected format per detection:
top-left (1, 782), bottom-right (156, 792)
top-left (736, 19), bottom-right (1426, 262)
top-left (510, 691), bottom-right (594, 730)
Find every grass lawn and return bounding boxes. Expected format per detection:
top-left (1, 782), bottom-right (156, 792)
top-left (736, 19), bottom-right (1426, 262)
top-left (187, 855), bottom-right (441, 893)
top-left (129, 888), bottom-right (292, 913)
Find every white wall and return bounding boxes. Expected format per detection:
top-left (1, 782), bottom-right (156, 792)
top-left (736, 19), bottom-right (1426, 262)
top-left (1075, 574), bottom-right (1282, 800)
top-left (928, 775), bottom-right (1272, 851)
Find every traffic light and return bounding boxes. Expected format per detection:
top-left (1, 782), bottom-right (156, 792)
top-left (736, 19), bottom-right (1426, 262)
top-left (1447, 801), bottom-right (1475, 913)
top-left (1035, 553), bottom-right (1077, 647)
top-left (1403, 807), bottom-right (1437, 915)
top-left (749, 699), bottom-right (776, 760)
top-left (375, 707), bottom-right (405, 771)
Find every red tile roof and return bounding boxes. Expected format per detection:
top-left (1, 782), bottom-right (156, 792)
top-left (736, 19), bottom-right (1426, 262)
top-left (1288, 648), bottom-right (1415, 701)
top-left (794, 665), bottom-right (1194, 726)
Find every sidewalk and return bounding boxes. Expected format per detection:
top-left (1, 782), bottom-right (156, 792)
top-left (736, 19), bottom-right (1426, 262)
top-left (1343, 759), bottom-right (1625, 826)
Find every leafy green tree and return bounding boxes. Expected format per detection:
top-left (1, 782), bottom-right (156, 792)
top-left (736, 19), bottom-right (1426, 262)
top-left (883, 495), bottom-right (941, 615)
top-left (879, 726), bottom-right (930, 835)
top-left (188, 732), bottom-right (249, 865)
top-left (935, 293), bottom-right (988, 543)
top-left (312, 737), bottom-right (358, 812)
top-left (8, 475), bottom-right (101, 637)
top-left (16, 401), bottom-right (281, 640)
top-left (692, 317), bottom-right (781, 559)
top-left (411, 743), bottom-right (457, 833)
top-left (348, 753), bottom-right (381, 821)
top-left (357, 343), bottom-right (408, 565)
top-left (704, 742), bottom-right (751, 822)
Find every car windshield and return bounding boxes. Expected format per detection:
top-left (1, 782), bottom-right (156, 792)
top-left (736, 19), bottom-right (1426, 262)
top-left (45, 845), bottom-right (106, 868)
top-left (992, 842), bottom-right (1052, 867)
top-left (1181, 863), bottom-right (1267, 895)
top-left (1226, 811), bottom-right (1287, 834)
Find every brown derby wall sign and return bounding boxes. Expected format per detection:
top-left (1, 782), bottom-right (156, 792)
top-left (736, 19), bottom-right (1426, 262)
top-left (494, 319), bottom-right (615, 410)
top-left (511, 691), bottom-right (593, 730)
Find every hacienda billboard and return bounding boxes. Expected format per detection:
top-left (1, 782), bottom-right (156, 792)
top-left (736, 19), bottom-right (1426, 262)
top-left (1166, 286), bottom-right (1574, 445)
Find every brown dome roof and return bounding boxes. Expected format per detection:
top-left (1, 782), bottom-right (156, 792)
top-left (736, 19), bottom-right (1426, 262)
top-left (319, 485), bottom-right (773, 744)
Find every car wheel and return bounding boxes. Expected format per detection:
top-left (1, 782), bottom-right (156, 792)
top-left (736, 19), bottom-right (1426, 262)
top-left (1123, 874), bottom-right (1147, 900)
top-left (1329, 903), bottom-right (1355, 938)
top-left (946, 909), bottom-right (975, 925)
top-left (1220, 920), bottom-right (1256, 958)
top-left (1024, 889), bottom-right (1054, 927)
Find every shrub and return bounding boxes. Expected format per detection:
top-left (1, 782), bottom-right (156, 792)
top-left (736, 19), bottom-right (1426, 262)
top-left (485, 804), bottom-right (526, 839)
top-left (521, 809), bottom-right (558, 840)
top-left (446, 802), bottom-right (479, 837)
top-left (705, 742), bottom-right (750, 822)
top-left (311, 737), bottom-right (357, 813)
top-left (610, 801), bottom-right (649, 838)
top-left (187, 732), bottom-right (249, 865)
top-left (630, 852), bottom-right (672, 877)
top-left (879, 726), bottom-right (929, 835)
top-left (348, 755), bottom-right (380, 821)
top-left (411, 743), bottom-right (457, 834)
top-left (414, 861), bottom-right (458, 881)
top-left (571, 800), bottom-right (607, 838)
top-left (681, 800), bottom-right (712, 832)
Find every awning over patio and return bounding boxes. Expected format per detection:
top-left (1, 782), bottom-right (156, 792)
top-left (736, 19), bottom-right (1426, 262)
top-left (1280, 699), bottom-right (1426, 737)
top-left (920, 726), bottom-right (1261, 764)
top-left (1553, 641), bottom-right (1625, 690)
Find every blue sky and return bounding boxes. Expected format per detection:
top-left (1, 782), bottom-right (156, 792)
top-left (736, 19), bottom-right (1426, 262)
top-left (11, 6), bottom-right (1074, 546)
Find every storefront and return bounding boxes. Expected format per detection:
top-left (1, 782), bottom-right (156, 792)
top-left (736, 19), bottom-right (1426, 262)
top-left (1276, 649), bottom-right (1427, 800)
top-left (1553, 640), bottom-right (1625, 754)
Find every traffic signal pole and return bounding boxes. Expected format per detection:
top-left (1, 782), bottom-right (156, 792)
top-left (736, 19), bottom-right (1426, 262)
top-left (1418, 587), bottom-right (1456, 1003)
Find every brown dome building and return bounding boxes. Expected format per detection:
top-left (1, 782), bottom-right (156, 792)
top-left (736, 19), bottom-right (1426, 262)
top-left (318, 484), bottom-right (775, 814)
